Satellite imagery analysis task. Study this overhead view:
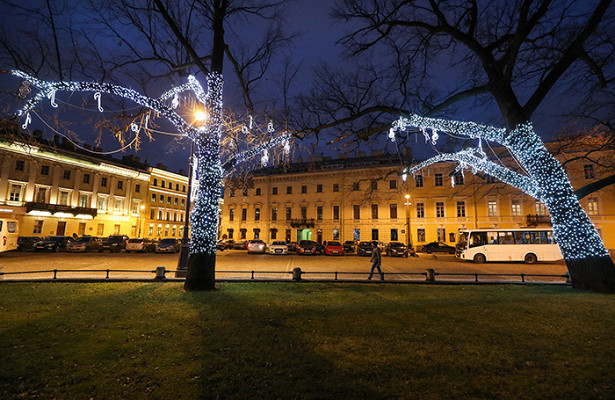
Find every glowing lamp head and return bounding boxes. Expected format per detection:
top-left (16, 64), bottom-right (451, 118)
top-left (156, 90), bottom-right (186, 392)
top-left (194, 110), bottom-right (208, 123)
top-left (405, 194), bottom-right (410, 200)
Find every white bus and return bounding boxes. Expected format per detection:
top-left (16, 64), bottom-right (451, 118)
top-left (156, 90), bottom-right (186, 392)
top-left (456, 228), bottom-right (563, 264)
top-left (0, 218), bottom-right (19, 253)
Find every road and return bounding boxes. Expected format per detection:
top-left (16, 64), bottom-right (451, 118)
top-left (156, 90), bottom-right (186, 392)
top-left (0, 249), bottom-right (569, 282)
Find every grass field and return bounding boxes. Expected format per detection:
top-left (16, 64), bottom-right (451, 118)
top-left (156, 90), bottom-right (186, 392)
top-left (0, 282), bottom-right (614, 399)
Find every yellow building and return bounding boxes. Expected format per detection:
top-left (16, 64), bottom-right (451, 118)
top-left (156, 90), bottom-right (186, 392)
top-left (0, 135), bottom-right (150, 238)
top-left (144, 166), bottom-right (189, 239)
top-left (220, 149), bottom-right (615, 251)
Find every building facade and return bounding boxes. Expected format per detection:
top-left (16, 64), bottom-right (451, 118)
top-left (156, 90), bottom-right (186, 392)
top-left (144, 167), bottom-right (189, 239)
top-left (220, 151), bottom-right (615, 250)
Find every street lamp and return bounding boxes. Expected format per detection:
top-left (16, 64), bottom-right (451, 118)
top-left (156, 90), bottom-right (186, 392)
top-left (176, 109), bottom-right (207, 277)
top-left (404, 194), bottom-right (413, 250)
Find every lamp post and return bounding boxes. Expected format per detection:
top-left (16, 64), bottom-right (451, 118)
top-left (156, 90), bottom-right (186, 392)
top-left (176, 109), bottom-right (206, 278)
top-left (404, 194), bottom-right (413, 250)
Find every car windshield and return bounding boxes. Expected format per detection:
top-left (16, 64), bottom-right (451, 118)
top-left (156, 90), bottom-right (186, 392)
top-left (390, 242), bottom-right (404, 247)
top-left (128, 239), bottom-right (144, 243)
top-left (272, 241), bottom-right (286, 245)
top-left (359, 242), bottom-right (372, 246)
top-left (327, 242), bottom-right (341, 246)
top-left (159, 239), bottom-right (176, 244)
top-left (75, 237), bottom-right (92, 243)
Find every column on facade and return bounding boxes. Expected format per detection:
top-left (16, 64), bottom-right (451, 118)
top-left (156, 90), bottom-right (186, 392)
top-left (0, 154), bottom-right (12, 201)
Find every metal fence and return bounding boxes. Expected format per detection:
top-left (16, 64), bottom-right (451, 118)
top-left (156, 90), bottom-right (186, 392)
top-left (0, 267), bottom-right (570, 285)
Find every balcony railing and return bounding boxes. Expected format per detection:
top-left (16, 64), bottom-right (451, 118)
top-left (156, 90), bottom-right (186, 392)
top-left (526, 214), bottom-right (552, 226)
top-left (289, 218), bottom-right (316, 228)
top-left (26, 202), bottom-right (98, 218)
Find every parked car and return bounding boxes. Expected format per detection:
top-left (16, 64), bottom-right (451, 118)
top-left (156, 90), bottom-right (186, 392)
top-left (324, 241), bottom-right (344, 256)
top-left (247, 239), bottom-right (267, 254)
top-left (233, 241), bottom-right (248, 250)
top-left (17, 236), bottom-right (39, 252)
top-left (66, 236), bottom-right (103, 252)
top-left (217, 239), bottom-right (235, 250)
top-left (385, 242), bottom-right (409, 257)
top-left (287, 241), bottom-right (299, 252)
top-left (297, 240), bottom-right (323, 255)
top-left (155, 238), bottom-right (181, 253)
top-left (126, 238), bottom-right (157, 253)
top-left (420, 241), bottom-right (456, 254)
top-left (269, 241), bottom-right (289, 255)
top-left (34, 236), bottom-right (73, 252)
top-left (101, 235), bottom-right (129, 252)
top-left (343, 240), bottom-right (357, 253)
top-left (357, 241), bottom-right (375, 256)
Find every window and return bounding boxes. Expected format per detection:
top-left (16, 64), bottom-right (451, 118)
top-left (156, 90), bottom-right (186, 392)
top-left (153, 178), bottom-right (158, 186)
top-left (166, 211), bottom-right (171, 221)
top-left (58, 191), bottom-right (70, 206)
top-left (151, 193), bottom-right (156, 202)
top-left (168, 182), bottom-right (172, 189)
top-left (456, 201), bottom-right (466, 218)
top-left (301, 207), bottom-right (307, 219)
top-left (436, 202), bottom-right (445, 218)
top-left (333, 229), bottom-right (340, 241)
top-left (317, 206), bottom-right (323, 221)
top-left (114, 197), bottom-right (124, 211)
top-left (271, 207), bottom-right (277, 221)
top-left (182, 185), bottom-right (186, 192)
top-left (174, 198), bottom-right (178, 206)
top-left (161, 180), bottom-right (165, 188)
top-left (83, 173), bottom-right (90, 184)
top-left (229, 189), bottom-right (235, 197)
top-left (417, 229), bottom-right (425, 242)
top-left (181, 199), bottom-right (185, 206)
top-left (132, 201), bottom-right (140, 214)
top-left (389, 180), bottom-right (397, 189)
top-left (79, 194), bottom-right (90, 208)
top-left (454, 172), bottom-right (464, 186)
top-left (255, 188), bottom-right (261, 196)
top-left (272, 187), bottom-right (278, 195)
top-left (97, 196), bottom-right (107, 210)
top-left (416, 203), bottom-right (425, 218)
top-left (135, 184), bottom-right (140, 193)
top-left (371, 204), bottom-right (378, 219)
top-left (316, 184), bottom-right (323, 193)
top-left (15, 160), bottom-right (24, 171)
top-left (584, 164), bottom-right (595, 179)
top-left (41, 165), bottom-right (50, 175)
top-left (389, 204), bottom-right (397, 219)
top-left (352, 182), bottom-right (360, 191)
top-left (371, 229), bottom-right (379, 241)
top-left (33, 220), bottom-right (43, 234)
top-left (333, 205), bottom-right (340, 220)
top-left (286, 229), bottom-right (292, 242)
top-left (255, 208), bottom-right (261, 221)
top-left (158, 210), bottom-right (163, 220)
top-left (271, 229), bottom-right (277, 240)
top-left (353, 229), bottom-right (360, 241)
top-left (415, 175), bottom-right (423, 187)
top-left (97, 224), bottom-right (105, 236)
top-left (333, 184), bottom-right (339, 192)
top-left (301, 185), bottom-right (307, 194)
top-left (159, 194), bottom-right (164, 203)
top-left (241, 209), bottom-right (247, 221)
top-left (488, 201), bottom-right (498, 217)
top-left (35, 187), bottom-right (48, 203)
top-left (229, 209), bottom-right (235, 221)
top-left (114, 224), bottom-right (121, 235)
top-left (63, 170), bottom-right (71, 179)
top-left (176, 183), bottom-right (179, 191)
top-left (437, 228), bottom-right (446, 242)
top-left (286, 207), bottom-right (292, 220)
top-left (240, 229), bottom-right (247, 240)
top-left (435, 173), bottom-right (443, 187)
top-left (286, 186), bottom-right (292, 194)
top-left (390, 229), bottom-right (398, 241)
top-left (371, 181), bottom-right (378, 190)
top-left (167, 196), bottom-right (172, 204)
top-left (449, 232), bottom-right (456, 242)
top-left (150, 210), bottom-right (155, 219)
top-left (353, 205), bottom-right (361, 220)
top-left (511, 200), bottom-right (521, 216)
top-left (587, 197), bottom-right (599, 215)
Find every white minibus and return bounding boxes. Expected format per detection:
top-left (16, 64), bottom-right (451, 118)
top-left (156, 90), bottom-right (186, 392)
top-left (0, 218), bottom-right (19, 253)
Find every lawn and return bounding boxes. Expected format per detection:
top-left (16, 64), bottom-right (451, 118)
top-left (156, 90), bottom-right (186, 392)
top-left (0, 282), bottom-right (614, 399)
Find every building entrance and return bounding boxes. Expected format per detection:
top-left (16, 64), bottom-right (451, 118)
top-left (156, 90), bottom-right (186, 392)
top-left (297, 229), bottom-right (312, 241)
top-left (56, 221), bottom-right (66, 236)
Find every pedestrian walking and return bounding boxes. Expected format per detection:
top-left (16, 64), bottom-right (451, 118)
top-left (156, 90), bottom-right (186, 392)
top-left (368, 241), bottom-right (384, 280)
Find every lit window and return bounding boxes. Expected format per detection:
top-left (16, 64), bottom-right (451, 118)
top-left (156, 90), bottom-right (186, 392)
top-left (584, 164), bottom-right (595, 179)
top-left (435, 174), bottom-right (443, 187)
top-left (587, 198), bottom-right (599, 215)
top-left (456, 201), bottom-right (466, 217)
top-left (488, 201), bottom-right (498, 217)
top-left (436, 202), bottom-right (445, 218)
top-left (416, 203), bottom-right (425, 218)
top-left (415, 175), bottom-right (423, 188)
top-left (511, 200), bottom-right (521, 216)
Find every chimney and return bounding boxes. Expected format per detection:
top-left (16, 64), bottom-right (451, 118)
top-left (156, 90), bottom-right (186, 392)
top-left (179, 169), bottom-right (186, 176)
top-left (135, 156), bottom-right (141, 163)
top-left (156, 163), bottom-right (168, 171)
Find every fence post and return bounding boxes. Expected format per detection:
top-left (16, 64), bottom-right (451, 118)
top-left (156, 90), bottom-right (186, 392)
top-left (251, 270), bottom-right (255, 280)
top-left (474, 273), bottom-right (478, 282)
top-left (155, 266), bottom-right (166, 280)
top-left (521, 273), bottom-right (525, 283)
top-left (292, 267), bottom-right (302, 281)
top-left (106, 269), bottom-right (110, 279)
top-left (53, 269), bottom-right (57, 279)
top-left (426, 268), bottom-right (435, 282)
top-left (334, 271), bottom-right (338, 280)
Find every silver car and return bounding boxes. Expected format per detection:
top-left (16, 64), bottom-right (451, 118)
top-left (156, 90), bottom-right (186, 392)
top-left (268, 241), bottom-right (288, 255)
top-left (247, 239), bottom-right (267, 254)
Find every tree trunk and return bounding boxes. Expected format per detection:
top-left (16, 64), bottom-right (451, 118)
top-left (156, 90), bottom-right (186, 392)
top-left (504, 124), bottom-right (615, 292)
top-left (184, 72), bottom-right (224, 291)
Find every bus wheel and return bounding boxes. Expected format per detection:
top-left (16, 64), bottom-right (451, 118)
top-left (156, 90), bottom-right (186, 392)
top-left (524, 253), bottom-right (537, 264)
top-left (473, 253), bottom-right (486, 263)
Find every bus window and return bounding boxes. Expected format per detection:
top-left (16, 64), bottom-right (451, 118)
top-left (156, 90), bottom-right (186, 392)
top-left (469, 232), bottom-right (487, 248)
top-left (513, 231), bottom-right (528, 244)
top-left (7, 221), bottom-right (17, 233)
top-left (546, 231), bottom-right (557, 244)
top-left (498, 231), bottom-right (514, 244)
top-left (487, 231), bottom-right (498, 244)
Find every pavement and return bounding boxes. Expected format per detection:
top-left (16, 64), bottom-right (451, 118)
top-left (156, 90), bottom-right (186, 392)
top-left (0, 249), bottom-right (569, 283)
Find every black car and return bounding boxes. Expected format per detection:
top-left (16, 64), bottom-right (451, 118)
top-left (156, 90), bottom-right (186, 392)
top-left (17, 236), bottom-right (40, 251)
top-left (34, 236), bottom-right (73, 252)
top-left (217, 239), bottom-right (235, 250)
top-left (101, 235), bottom-right (129, 252)
top-left (421, 241), bottom-right (456, 254)
top-left (386, 242), bottom-right (409, 257)
top-left (233, 241), bottom-right (248, 250)
top-left (357, 241), bottom-right (376, 256)
top-left (343, 240), bottom-right (357, 253)
top-left (155, 238), bottom-right (181, 253)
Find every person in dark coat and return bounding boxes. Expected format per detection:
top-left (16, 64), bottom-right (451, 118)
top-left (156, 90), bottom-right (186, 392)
top-left (368, 241), bottom-right (384, 280)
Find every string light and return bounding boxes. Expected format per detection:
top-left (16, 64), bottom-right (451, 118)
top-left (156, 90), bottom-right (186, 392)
top-left (394, 114), bottom-right (609, 261)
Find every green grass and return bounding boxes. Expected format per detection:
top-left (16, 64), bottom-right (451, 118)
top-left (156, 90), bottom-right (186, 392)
top-left (0, 283), bottom-right (614, 399)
